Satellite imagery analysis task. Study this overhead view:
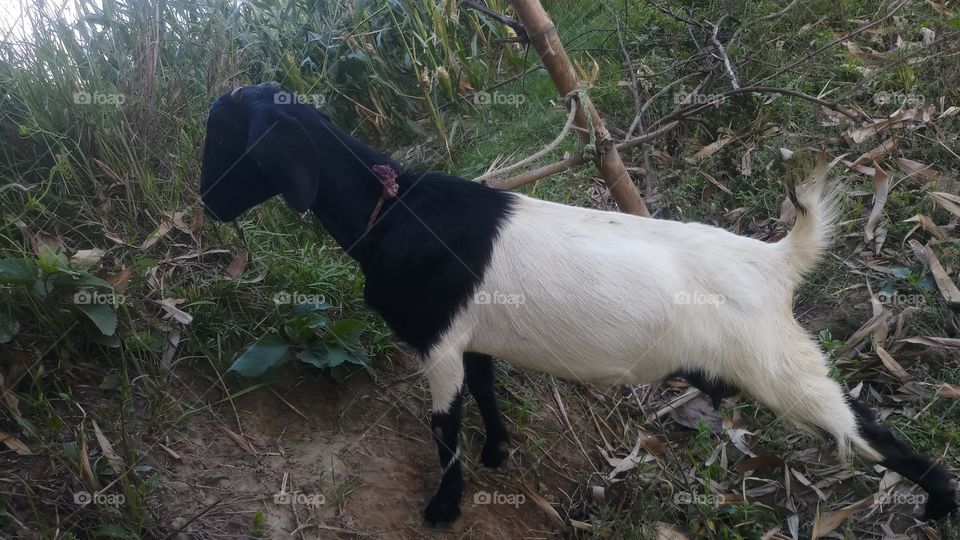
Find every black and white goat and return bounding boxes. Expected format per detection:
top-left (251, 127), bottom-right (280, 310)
top-left (200, 85), bottom-right (957, 526)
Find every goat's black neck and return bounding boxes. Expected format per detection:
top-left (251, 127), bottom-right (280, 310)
top-left (305, 130), bottom-right (405, 259)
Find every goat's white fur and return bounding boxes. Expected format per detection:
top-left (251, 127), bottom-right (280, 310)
top-left (424, 159), bottom-right (883, 462)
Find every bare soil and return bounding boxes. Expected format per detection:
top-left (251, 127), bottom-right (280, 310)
top-left (160, 353), bottom-right (583, 539)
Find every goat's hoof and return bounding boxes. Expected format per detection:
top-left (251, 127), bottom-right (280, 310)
top-left (922, 489), bottom-right (959, 521)
top-left (424, 495), bottom-right (461, 527)
top-left (480, 439), bottom-right (510, 469)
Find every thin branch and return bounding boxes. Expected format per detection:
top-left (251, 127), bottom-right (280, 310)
top-left (709, 16), bottom-right (740, 90)
top-left (461, 0), bottom-right (528, 43)
top-left (487, 121), bottom-right (682, 190)
top-left (475, 97), bottom-right (579, 181)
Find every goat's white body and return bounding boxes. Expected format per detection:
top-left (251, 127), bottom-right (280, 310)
top-left (428, 184), bottom-right (881, 461)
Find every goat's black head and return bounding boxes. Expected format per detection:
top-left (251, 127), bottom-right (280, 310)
top-left (200, 84), bottom-right (329, 222)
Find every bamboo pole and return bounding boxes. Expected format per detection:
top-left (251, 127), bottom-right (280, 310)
top-left (508, 0), bottom-right (650, 216)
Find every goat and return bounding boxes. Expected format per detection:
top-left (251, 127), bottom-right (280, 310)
top-left (200, 84), bottom-right (957, 526)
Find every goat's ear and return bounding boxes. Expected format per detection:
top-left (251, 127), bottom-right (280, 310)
top-left (247, 109), bottom-right (319, 212)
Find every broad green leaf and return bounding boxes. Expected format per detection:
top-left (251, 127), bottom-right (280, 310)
top-left (0, 314), bottom-right (19, 343)
top-left (0, 259), bottom-right (37, 285)
top-left (292, 300), bottom-right (331, 314)
top-left (37, 245), bottom-right (71, 274)
top-left (77, 303), bottom-right (118, 336)
top-left (296, 346), bottom-right (330, 369)
top-left (228, 335), bottom-right (290, 377)
top-left (72, 275), bottom-right (113, 289)
top-left (329, 319), bottom-right (365, 342)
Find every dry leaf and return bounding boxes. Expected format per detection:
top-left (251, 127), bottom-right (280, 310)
top-left (902, 336), bottom-right (960, 349)
top-left (156, 299), bottom-right (193, 325)
top-left (669, 393), bottom-right (722, 432)
top-left (77, 435), bottom-right (100, 490)
top-left (141, 220), bottom-right (173, 250)
top-left (220, 425), bottom-right (257, 456)
top-left (904, 215), bottom-right (947, 240)
top-left (929, 192), bottom-right (960, 219)
top-left (105, 267), bottom-right (134, 292)
top-left (71, 249), bottom-right (106, 266)
top-left (0, 430), bottom-right (31, 455)
top-left (654, 522), bottom-right (689, 540)
top-left (865, 163), bottom-right (890, 245)
top-left (895, 158), bottom-right (941, 182)
top-left (836, 310), bottom-right (894, 357)
top-left (694, 134), bottom-right (737, 159)
top-left (811, 495), bottom-right (876, 539)
top-left (935, 384), bottom-right (960, 399)
top-left (225, 250), bottom-right (249, 279)
top-left (92, 419), bottom-right (124, 472)
top-left (916, 243), bottom-right (960, 305)
top-left (876, 346), bottom-right (910, 383)
top-left (161, 330), bottom-right (181, 369)
top-left (521, 483), bottom-right (564, 524)
top-left (852, 138), bottom-right (898, 167)
top-left (740, 147), bottom-right (753, 176)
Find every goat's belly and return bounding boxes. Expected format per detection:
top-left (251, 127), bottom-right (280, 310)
top-left (466, 318), bottom-right (676, 385)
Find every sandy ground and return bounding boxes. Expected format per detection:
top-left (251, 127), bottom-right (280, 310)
top-left (159, 353), bottom-right (578, 539)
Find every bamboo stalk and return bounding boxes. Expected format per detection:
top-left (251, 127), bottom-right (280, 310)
top-left (507, 0), bottom-right (649, 216)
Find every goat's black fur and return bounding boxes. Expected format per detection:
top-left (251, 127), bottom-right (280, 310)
top-left (201, 84), bottom-right (514, 354)
top-left (849, 398), bottom-right (958, 520)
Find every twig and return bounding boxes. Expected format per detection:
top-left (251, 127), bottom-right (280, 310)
top-left (709, 16), bottom-right (740, 90)
top-left (461, 0), bottom-right (528, 43)
top-left (761, 0), bottom-right (801, 21)
top-left (474, 96), bottom-right (579, 181)
top-left (488, 120), bottom-right (681, 190)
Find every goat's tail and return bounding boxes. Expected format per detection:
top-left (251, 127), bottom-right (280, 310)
top-left (777, 153), bottom-right (840, 282)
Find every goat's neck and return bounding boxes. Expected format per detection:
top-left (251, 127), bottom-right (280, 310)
top-left (307, 142), bottom-right (403, 259)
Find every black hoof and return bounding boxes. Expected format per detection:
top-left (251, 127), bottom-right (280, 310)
top-left (424, 493), bottom-right (462, 527)
top-left (480, 438), bottom-right (510, 469)
top-left (923, 489), bottom-right (959, 521)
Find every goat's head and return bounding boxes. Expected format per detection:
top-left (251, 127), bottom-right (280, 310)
top-left (200, 84), bottom-right (329, 222)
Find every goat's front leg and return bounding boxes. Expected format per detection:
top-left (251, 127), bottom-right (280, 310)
top-left (464, 352), bottom-right (510, 468)
top-left (423, 352), bottom-right (465, 526)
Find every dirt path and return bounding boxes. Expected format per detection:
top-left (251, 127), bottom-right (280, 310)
top-left (160, 355), bottom-right (575, 539)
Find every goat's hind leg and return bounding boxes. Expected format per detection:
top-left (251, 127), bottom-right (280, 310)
top-left (464, 352), bottom-right (510, 468)
top-left (848, 399), bottom-right (958, 520)
top-left (741, 363), bottom-right (957, 520)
